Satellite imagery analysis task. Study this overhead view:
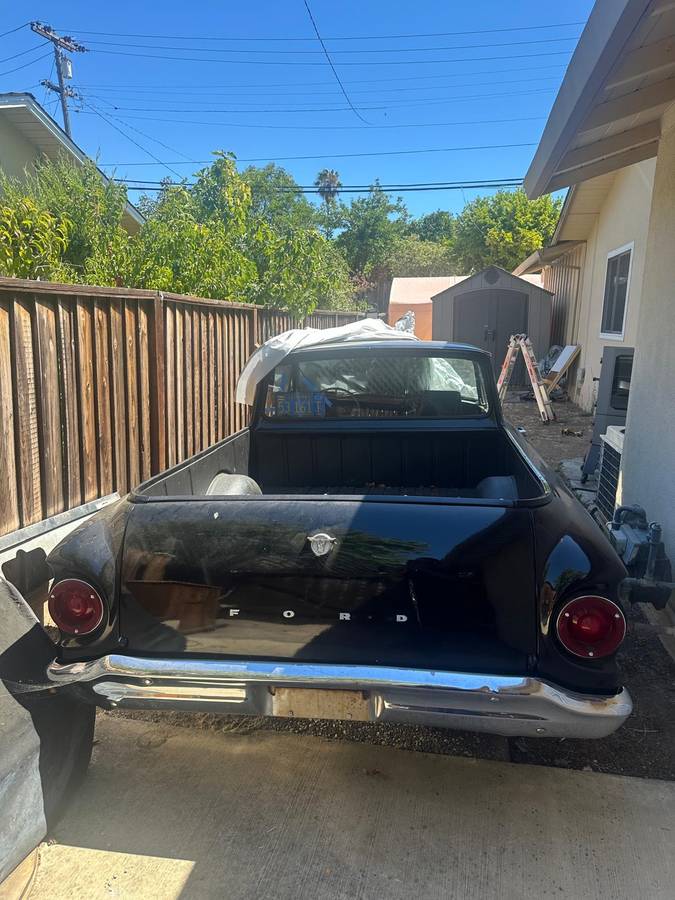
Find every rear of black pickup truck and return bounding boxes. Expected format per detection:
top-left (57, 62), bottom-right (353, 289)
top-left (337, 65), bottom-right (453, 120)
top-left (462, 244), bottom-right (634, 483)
top-left (46, 340), bottom-right (632, 739)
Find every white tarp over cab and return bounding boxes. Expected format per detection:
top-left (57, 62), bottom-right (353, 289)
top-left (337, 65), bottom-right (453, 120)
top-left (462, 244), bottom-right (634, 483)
top-left (235, 319), bottom-right (418, 406)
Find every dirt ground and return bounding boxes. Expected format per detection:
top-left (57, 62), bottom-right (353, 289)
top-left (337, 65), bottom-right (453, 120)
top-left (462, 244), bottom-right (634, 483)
top-left (501, 388), bottom-right (593, 467)
top-left (113, 389), bottom-right (675, 782)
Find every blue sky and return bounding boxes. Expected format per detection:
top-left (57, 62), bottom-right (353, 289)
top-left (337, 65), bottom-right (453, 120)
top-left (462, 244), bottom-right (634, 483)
top-left (1, 0), bottom-right (593, 217)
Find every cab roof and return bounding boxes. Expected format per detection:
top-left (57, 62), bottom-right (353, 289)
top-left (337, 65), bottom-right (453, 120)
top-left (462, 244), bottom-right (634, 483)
top-left (290, 340), bottom-right (489, 356)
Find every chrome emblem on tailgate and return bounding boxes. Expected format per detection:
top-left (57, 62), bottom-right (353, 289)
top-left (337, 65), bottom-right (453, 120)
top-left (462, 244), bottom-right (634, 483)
top-left (307, 533), bottom-right (336, 557)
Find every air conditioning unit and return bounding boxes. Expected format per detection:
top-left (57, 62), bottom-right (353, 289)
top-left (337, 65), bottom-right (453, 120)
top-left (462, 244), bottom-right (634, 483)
top-left (596, 425), bottom-right (625, 521)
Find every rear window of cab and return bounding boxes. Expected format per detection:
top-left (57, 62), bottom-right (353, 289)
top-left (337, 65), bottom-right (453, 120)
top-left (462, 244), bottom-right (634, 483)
top-left (264, 353), bottom-right (490, 420)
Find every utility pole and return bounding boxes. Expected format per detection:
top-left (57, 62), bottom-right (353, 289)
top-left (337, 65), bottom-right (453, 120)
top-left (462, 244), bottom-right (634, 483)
top-left (30, 22), bottom-right (87, 138)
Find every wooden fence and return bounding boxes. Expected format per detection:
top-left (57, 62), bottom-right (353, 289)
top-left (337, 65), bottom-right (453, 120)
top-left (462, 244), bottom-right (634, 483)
top-left (0, 277), bottom-right (363, 537)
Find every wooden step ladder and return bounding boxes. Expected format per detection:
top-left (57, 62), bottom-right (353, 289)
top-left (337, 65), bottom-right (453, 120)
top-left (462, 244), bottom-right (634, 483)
top-left (497, 334), bottom-right (556, 423)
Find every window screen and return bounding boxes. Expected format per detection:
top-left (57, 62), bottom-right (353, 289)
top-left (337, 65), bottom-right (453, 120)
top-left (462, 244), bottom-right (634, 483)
top-left (601, 248), bottom-right (631, 336)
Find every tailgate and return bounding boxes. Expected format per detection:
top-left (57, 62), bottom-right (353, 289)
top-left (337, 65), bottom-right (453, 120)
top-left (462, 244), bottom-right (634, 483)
top-left (120, 498), bottom-right (536, 673)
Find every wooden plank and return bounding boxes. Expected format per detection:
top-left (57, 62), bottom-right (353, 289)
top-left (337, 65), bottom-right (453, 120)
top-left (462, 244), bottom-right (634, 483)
top-left (192, 310), bottom-right (201, 452)
top-left (228, 312), bottom-right (237, 434)
top-left (56, 299), bottom-right (82, 507)
top-left (208, 311), bottom-right (216, 445)
top-left (34, 299), bottom-right (64, 517)
top-left (124, 301), bottom-right (140, 488)
top-left (94, 300), bottom-right (113, 496)
top-left (148, 294), bottom-right (166, 476)
top-left (175, 305), bottom-right (185, 462)
top-left (12, 299), bottom-right (42, 525)
top-left (165, 304), bottom-right (176, 468)
top-left (201, 311), bottom-right (209, 449)
top-left (76, 298), bottom-right (98, 502)
top-left (0, 300), bottom-right (19, 533)
top-left (215, 313), bottom-right (224, 440)
top-left (184, 307), bottom-right (194, 458)
top-left (137, 303), bottom-right (152, 481)
top-left (109, 299), bottom-right (128, 494)
top-left (232, 312), bottom-right (242, 431)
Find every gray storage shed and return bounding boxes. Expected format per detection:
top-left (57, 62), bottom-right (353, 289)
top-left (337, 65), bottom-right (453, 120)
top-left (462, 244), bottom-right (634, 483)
top-left (431, 266), bottom-right (553, 382)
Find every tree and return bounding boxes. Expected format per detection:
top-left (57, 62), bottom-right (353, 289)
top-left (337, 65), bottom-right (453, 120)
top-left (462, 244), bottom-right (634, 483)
top-left (408, 210), bottom-right (455, 244)
top-left (451, 188), bottom-right (562, 273)
top-left (129, 153), bottom-right (355, 315)
top-left (242, 162), bottom-right (317, 230)
top-left (381, 235), bottom-right (455, 277)
top-left (3, 155), bottom-right (131, 285)
top-left (336, 184), bottom-right (408, 274)
top-left (314, 168), bottom-right (341, 206)
top-left (0, 196), bottom-right (70, 279)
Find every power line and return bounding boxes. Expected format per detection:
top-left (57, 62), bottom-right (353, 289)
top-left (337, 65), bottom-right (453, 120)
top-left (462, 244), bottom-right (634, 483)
top-left (0, 23), bottom-right (29, 39)
top-left (57, 20), bottom-right (585, 41)
top-left (0, 50), bottom-right (52, 78)
top-left (118, 178), bottom-right (525, 194)
top-left (302, 0), bottom-right (368, 125)
top-left (77, 73), bottom-right (563, 100)
top-left (82, 35), bottom-right (578, 55)
top-left (0, 43), bottom-right (48, 64)
top-left (88, 99), bottom-right (195, 161)
top-left (91, 46), bottom-right (574, 66)
top-left (102, 141), bottom-right (541, 167)
top-left (96, 86), bottom-right (556, 115)
top-left (77, 110), bottom-right (547, 131)
top-left (76, 62), bottom-right (568, 90)
top-left (82, 101), bottom-right (183, 179)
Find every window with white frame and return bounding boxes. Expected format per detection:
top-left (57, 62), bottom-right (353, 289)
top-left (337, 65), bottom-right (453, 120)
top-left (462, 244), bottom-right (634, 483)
top-left (600, 244), bottom-right (632, 338)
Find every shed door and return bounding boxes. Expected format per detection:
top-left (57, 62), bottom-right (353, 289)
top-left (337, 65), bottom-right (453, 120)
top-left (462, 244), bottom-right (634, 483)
top-left (452, 291), bottom-right (493, 354)
top-left (453, 290), bottom-right (528, 377)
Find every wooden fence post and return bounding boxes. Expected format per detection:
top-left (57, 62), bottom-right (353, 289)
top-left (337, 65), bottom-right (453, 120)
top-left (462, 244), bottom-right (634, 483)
top-left (148, 292), bottom-right (166, 475)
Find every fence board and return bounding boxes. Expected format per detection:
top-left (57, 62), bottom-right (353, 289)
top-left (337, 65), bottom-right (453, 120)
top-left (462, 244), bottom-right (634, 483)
top-left (137, 304), bottom-right (152, 482)
top-left (12, 299), bottom-right (42, 525)
top-left (175, 306), bottom-right (185, 463)
top-left (109, 299), bottom-right (128, 495)
top-left (76, 298), bottom-right (98, 502)
top-left (165, 304), bottom-right (176, 469)
top-left (192, 310), bottom-right (201, 453)
top-left (0, 301), bottom-right (19, 532)
top-left (183, 307), bottom-right (194, 459)
top-left (34, 300), bottom-right (64, 517)
top-left (57, 299), bottom-right (82, 507)
top-left (94, 300), bottom-right (113, 497)
top-left (0, 276), bottom-right (363, 537)
top-left (124, 302), bottom-right (140, 489)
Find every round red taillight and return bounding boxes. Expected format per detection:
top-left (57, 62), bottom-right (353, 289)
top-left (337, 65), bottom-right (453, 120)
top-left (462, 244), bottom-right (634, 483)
top-left (48, 579), bottom-right (104, 635)
top-left (555, 595), bottom-right (626, 659)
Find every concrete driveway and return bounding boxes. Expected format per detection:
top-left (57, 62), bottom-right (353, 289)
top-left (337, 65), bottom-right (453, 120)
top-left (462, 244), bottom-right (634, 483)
top-left (9, 715), bottom-right (675, 900)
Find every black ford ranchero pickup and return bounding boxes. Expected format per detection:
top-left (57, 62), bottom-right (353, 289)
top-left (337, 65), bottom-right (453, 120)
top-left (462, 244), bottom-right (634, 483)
top-left (46, 339), bottom-right (632, 739)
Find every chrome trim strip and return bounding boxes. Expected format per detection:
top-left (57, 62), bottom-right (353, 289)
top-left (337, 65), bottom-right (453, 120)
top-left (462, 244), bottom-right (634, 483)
top-left (47, 655), bottom-right (632, 739)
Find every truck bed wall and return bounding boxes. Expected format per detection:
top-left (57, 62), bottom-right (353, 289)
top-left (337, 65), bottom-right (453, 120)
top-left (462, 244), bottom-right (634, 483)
top-left (139, 426), bottom-right (539, 500)
top-left (251, 428), bottom-right (539, 498)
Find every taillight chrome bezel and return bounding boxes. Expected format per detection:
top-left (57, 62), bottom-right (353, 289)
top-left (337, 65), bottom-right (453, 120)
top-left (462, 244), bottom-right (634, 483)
top-left (555, 595), bottom-right (626, 659)
top-left (48, 578), bottom-right (105, 636)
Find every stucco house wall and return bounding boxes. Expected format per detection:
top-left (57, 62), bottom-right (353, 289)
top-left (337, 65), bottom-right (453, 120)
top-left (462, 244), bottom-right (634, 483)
top-left (572, 159), bottom-right (655, 410)
top-left (620, 104), bottom-right (675, 566)
top-left (0, 117), bottom-right (41, 179)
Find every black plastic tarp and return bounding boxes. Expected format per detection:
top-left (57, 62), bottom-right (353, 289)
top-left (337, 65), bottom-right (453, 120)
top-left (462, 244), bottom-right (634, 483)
top-left (0, 579), bottom-right (94, 882)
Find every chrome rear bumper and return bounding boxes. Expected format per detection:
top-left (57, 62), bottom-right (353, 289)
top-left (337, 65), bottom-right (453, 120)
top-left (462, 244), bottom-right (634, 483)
top-left (47, 655), bottom-right (632, 740)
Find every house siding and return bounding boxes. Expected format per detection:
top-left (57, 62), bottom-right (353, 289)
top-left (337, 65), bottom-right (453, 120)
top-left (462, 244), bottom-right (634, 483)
top-left (620, 104), bottom-right (675, 574)
top-left (0, 118), bottom-right (40, 179)
top-left (541, 160), bottom-right (655, 411)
